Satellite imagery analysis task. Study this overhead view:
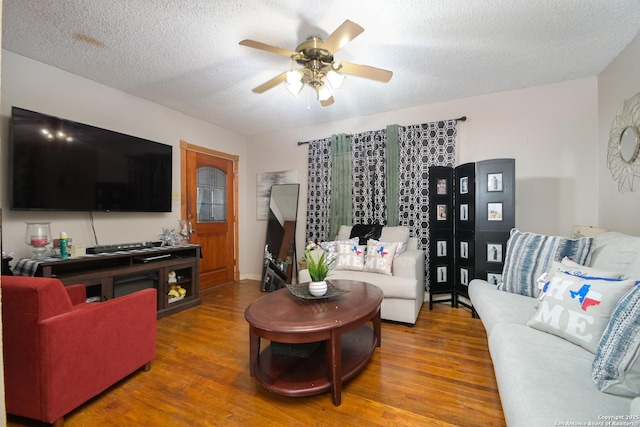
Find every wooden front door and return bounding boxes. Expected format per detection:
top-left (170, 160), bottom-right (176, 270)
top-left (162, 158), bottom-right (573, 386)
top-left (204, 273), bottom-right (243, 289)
top-left (181, 141), bottom-right (238, 288)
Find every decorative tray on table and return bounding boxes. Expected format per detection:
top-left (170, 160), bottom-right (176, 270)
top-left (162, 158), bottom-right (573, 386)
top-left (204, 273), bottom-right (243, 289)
top-left (285, 281), bottom-right (350, 300)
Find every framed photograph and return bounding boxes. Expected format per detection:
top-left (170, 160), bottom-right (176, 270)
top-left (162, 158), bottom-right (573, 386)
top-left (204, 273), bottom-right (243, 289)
top-left (460, 176), bottom-right (469, 194)
top-left (487, 243), bottom-right (503, 262)
top-left (437, 266), bottom-right (447, 282)
top-left (436, 178), bottom-right (447, 195)
top-left (437, 204), bottom-right (447, 221)
top-left (460, 203), bottom-right (468, 221)
top-left (460, 267), bottom-right (469, 286)
top-left (437, 240), bottom-right (447, 257)
top-left (487, 272), bottom-right (502, 286)
top-left (487, 202), bottom-right (503, 221)
top-left (487, 173), bottom-right (503, 192)
top-left (460, 241), bottom-right (469, 259)
top-left (256, 170), bottom-right (298, 220)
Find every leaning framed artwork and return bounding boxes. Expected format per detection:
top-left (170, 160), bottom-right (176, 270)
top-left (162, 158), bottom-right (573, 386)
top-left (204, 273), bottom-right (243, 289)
top-left (256, 170), bottom-right (298, 220)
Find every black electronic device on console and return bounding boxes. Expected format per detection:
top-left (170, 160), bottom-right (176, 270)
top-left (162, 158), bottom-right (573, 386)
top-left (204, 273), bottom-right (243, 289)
top-left (133, 253), bottom-right (173, 263)
top-left (86, 242), bottom-right (155, 254)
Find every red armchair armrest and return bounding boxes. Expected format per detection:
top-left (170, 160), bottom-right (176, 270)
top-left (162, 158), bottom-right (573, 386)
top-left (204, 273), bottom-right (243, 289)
top-left (65, 284), bottom-right (87, 305)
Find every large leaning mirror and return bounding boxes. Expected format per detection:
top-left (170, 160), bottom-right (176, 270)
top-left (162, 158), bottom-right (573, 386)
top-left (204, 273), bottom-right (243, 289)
top-left (260, 184), bottom-right (300, 292)
top-left (608, 91), bottom-right (640, 192)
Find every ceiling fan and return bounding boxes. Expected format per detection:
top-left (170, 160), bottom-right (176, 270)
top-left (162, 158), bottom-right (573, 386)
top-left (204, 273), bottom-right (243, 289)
top-left (239, 20), bottom-right (393, 107)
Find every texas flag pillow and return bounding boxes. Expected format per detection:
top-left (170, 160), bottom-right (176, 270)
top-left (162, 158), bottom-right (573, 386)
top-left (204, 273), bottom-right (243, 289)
top-left (333, 242), bottom-right (366, 272)
top-left (527, 270), bottom-right (636, 353)
top-left (364, 242), bottom-right (398, 276)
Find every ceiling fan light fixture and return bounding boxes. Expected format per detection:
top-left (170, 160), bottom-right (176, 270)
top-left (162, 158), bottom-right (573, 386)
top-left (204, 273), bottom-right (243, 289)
top-left (286, 69), bottom-right (302, 85)
top-left (240, 20), bottom-right (393, 107)
top-left (316, 85), bottom-right (332, 102)
top-left (326, 69), bottom-right (345, 90)
top-left (286, 80), bottom-right (303, 96)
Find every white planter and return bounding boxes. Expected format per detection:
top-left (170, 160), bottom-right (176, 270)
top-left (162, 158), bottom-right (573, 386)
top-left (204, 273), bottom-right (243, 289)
top-left (309, 280), bottom-right (328, 297)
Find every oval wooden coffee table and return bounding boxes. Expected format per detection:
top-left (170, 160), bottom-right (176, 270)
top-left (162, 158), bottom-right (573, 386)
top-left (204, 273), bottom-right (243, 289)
top-left (244, 280), bottom-right (383, 406)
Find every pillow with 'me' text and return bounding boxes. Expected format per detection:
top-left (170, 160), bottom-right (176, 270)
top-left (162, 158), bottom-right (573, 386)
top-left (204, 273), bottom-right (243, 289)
top-left (333, 242), bottom-right (366, 272)
top-left (527, 270), bottom-right (636, 353)
top-left (364, 242), bottom-right (398, 276)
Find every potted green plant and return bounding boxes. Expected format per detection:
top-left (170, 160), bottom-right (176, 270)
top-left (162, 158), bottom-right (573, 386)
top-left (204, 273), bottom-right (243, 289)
top-left (304, 241), bottom-right (333, 296)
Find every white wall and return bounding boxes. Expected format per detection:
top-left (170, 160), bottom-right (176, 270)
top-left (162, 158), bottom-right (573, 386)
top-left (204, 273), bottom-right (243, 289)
top-left (1, 51), bottom-right (249, 265)
top-left (598, 33), bottom-right (640, 235)
top-left (0, 50), bottom-right (609, 281)
top-left (244, 77), bottom-right (600, 277)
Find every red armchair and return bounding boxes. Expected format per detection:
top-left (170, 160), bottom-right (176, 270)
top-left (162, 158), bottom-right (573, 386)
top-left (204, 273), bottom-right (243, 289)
top-left (1, 276), bottom-right (157, 426)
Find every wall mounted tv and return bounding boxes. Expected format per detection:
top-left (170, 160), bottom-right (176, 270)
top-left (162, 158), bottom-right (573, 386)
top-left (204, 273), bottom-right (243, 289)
top-left (10, 107), bottom-right (173, 212)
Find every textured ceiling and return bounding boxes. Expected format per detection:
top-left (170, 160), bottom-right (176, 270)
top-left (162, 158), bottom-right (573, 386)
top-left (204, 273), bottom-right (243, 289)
top-left (3, 1), bottom-right (640, 137)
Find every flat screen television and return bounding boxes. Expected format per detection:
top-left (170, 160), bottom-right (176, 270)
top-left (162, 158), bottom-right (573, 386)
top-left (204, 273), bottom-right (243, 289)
top-left (10, 106), bottom-right (173, 212)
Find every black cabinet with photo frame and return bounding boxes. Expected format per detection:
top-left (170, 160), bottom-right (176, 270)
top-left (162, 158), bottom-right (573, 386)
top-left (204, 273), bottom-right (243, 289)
top-left (428, 167), bottom-right (454, 308)
top-left (453, 162), bottom-right (476, 309)
top-left (428, 159), bottom-right (515, 310)
top-left (468, 159), bottom-right (515, 306)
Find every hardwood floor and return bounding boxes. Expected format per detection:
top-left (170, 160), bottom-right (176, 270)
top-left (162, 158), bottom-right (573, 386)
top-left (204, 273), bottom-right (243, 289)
top-left (7, 280), bottom-right (505, 427)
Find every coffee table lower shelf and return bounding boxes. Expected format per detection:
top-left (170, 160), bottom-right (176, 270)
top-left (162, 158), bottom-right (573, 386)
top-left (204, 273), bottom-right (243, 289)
top-left (254, 325), bottom-right (376, 398)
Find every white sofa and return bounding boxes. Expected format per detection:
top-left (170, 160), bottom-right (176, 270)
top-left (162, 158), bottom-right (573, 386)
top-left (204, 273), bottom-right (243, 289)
top-left (469, 231), bottom-right (640, 426)
top-left (299, 225), bottom-right (425, 325)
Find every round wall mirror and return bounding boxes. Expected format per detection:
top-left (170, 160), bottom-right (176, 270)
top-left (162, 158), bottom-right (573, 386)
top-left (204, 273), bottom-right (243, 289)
top-left (607, 92), bottom-right (640, 192)
top-left (619, 126), bottom-right (639, 163)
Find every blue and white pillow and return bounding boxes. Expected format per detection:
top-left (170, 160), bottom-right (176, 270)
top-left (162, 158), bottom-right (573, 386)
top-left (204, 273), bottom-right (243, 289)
top-left (499, 228), bottom-right (596, 297)
top-left (593, 283), bottom-right (640, 396)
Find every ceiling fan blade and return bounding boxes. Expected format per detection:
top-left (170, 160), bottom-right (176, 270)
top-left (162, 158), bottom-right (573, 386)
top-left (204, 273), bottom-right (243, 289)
top-left (239, 39), bottom-right (297, 58)
top-left (338, 62), bottom-right (393, 83)
top-left (321, 20), bottom-right (364, 54)
top-left (252, 72), bottom-right (287, 93)
top-left (320, 96), bottom-right (335, 107)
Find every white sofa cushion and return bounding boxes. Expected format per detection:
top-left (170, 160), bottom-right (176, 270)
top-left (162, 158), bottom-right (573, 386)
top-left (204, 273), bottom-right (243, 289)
top-left (590, 232), bottom-right (640, 274)
top-left (379, 226), bottom-right (410, 253)
top-left (326, 271), bottom-right (417, 299)
top-left (489, 323), bottom-right (632, 427)
top-left (468, 279), bottom-right (538, 334)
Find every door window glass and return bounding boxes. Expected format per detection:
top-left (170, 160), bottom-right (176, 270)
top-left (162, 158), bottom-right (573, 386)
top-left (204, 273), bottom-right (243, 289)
top-left (196, 167), bottom-right (226, 222)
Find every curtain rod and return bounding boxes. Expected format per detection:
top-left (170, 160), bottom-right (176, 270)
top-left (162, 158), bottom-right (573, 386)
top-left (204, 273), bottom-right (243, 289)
top-left (296, 116), bottom-right (467, 145)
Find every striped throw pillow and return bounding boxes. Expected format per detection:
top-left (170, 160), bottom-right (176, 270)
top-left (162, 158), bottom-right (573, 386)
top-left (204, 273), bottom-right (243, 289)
top-left (499, 228), bottom-right (596, 297)
top-left (593, 283), bottom-right (640, 396)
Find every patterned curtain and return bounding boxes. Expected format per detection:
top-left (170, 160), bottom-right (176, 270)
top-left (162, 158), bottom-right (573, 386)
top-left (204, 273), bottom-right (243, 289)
top-left (398, 120), bottom-right (457, 287)
top-left (305, 137), bottom-right (332, 243)
top-left (351, 129), bottom-right (387, 225)
top-left (305, 118), bottom-right (458, 278)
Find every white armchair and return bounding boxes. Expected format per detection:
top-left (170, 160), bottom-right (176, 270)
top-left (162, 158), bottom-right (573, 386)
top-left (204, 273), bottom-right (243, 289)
top-left (299, 226), bottom-right (425, 325)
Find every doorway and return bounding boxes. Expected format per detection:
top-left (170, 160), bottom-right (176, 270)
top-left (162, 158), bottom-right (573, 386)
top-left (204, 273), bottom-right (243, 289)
top-left (180, 141), bottom-right (239, 288)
